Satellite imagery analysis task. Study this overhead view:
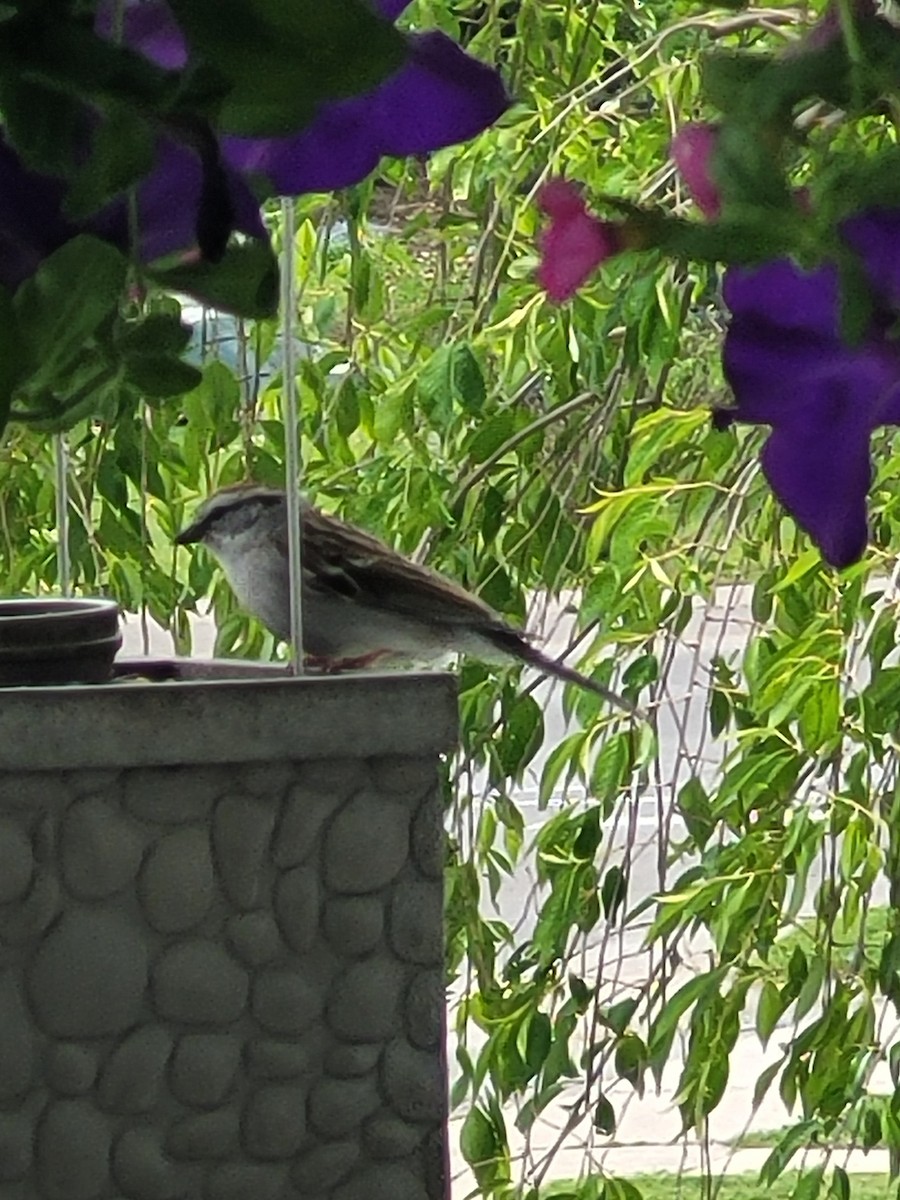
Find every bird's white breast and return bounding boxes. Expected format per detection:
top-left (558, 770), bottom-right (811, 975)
top-left (209, 532), bottom-right (291, 642)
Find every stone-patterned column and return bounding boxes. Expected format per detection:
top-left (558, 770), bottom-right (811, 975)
top-left (0, 668), bottom-right (457, 1200)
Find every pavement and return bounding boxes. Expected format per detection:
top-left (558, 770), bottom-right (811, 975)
top-left (119, 588), bottom-right (897, 1192)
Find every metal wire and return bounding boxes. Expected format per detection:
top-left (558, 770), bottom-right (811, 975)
top-left (280, 198), bottom-right (305, 673)
top-left (53, 433), bottom-right (71, 597)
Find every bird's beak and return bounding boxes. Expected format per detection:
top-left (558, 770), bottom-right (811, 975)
top-left (174, 522), bottom-right (203, 546)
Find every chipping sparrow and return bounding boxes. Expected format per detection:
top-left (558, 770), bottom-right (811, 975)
top-left (175, 483), bottom-right (633, 713)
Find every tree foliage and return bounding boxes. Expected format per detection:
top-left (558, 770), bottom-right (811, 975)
top-left (5, 1), bottom-right (900, 1198)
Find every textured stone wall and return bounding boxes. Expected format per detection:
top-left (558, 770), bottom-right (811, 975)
top-left (0, 753), bottom-right (446, 1200)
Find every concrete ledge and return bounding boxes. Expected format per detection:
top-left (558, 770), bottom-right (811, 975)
top-left (0, 668), bottom-right (459, 770)
top-left (0, 671), bottom-right (452, 1199)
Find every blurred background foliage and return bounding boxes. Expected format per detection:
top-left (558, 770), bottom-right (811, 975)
top-left (10, 0), bottom-right (900, 1196)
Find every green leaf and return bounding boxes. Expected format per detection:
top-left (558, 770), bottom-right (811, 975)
top-left (0, 75), bottom-right (82, 174)
top-left (866, 609), bottom-right (896, 673)
top-left (701, 50), bottom-right (774, 113)
top-left (862, 1106), bottom-right (882, 1149)
top-left (334, 377), bottom-right (361, 439)
top-left (752, 574), bottom-right (775, 624)
top-left (623, 407), bottom-right (709, 486)
top-left (793, 1167), bottom-right (825, 1200)
top-left (622, 653), bottom-right (658, 695)
top-left (648, 967), bottom-right (729, 1073)
top-left (573, 809), bottom-right (602, 860)
top-left (524, 1013), bottom-right (552, 1075)
top-left (786, 946), bottom-right (809, 998)
top-left (419, 343), bottom-right (486, 418)
top-left (184, 359), bottom-right (242, 432)
top-left (601, 864), bottom-right (628, 924)
top-left (96, 452), bottom-right (131, 514)
top-left (14, 235), bottom-right (128, 390)
top-left (580, 565), bottom-right (623, 627)
top-left (539, 734), bottom-right (582, 808)
top-left (590, 733), bottom-right (632, 807)
top-left (771, 548), bottom-right (821, 593)
top-left (724, 36), bottom-right (851, 123)
top-left (678, 778), bottom-right (714, 850)
top-left (716, 120), bottom-right (794, 214)
top-left (794, 954), bottom-right (826, 1022)
top-left (605, 998), bottom-right (638, 1036)
top-left (452, 345), bottom-right (487, 414)
top-left (829, 1167), bottom-right (850, 1200)
top-left (36, 370), bottom-right (128, 430)
top-left (753, 1060), bottom-right (783, 1108)
top-left (168, 0), bottom-right (407, 138)
top-left (497, 693), bottom-right (544, 780)
top-left (123, 356), bottom-right (203, 398)
top-left (652, 210), bottom-right (794, 268)
top-left (460, 1106), bottom-right (500, 1187)
top-left (708, 688), bottom-right (731, 738)
top-left (351, 250), bottom-right (372, 316)
top-left (756, 979), bottom-right (785, 1046)
top-left (117, 313), bottom-right (193, 358)
top-left (890, 1040), bottom-right (900, 1090)
top-left (147, 241), bottom-right (279, 319)
top-left (373, 387), bottom-right (413, 444)
top-left (568, 974), bottom-right (592, 1011)
top-left (759, 1121), bottom-right (821, 1185)
top-left (467, 410), bottom-right (515, 464)
top-left (798, 681), bottom-right (840, 754)
top-left (593, 1092), bottom-right (616, 1135)
top-left (605, 1177), bottom-right (644, 1200)
top-left (614, 1033), bottom-right (647, 1095)
top-left (63, 107), bottom-right (155, 219)
top-left (0, 14), bottom-right (180, 115)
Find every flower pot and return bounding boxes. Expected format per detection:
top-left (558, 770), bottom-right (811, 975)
top-left (0, 597), bottom-right (121, 686)
top-left (0, 665), bottom-right (457, 1200)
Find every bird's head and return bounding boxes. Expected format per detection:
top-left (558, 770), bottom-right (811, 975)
top-left (175, 483), bottom-right (287, 553)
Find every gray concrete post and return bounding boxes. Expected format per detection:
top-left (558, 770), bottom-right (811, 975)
top-left (0, 668), bottom-right (458, 1200)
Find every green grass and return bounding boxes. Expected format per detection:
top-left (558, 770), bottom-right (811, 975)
top-left (542, 1175), bottom-right (894, 1200)
top-left (731, 1124), bottom-right (883, 1150)
top-left (762, 905), bottom-right (892, 981)
top-left (732, 1128), bottom-right (841, 1149)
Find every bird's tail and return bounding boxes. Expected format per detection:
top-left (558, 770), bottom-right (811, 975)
top-left (487, 627), bottom-right (638, 716)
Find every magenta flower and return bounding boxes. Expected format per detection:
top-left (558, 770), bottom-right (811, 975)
top-left (790, 0), bottom-right (878, 52)
top-left (670, 124), bottom-right (721, 219)
top-left (671, 121), bottom-right (812, 221)
top-left (536, 180), bottom-right (622, 303)
top-left (717, 210), bottom-right (900, 567)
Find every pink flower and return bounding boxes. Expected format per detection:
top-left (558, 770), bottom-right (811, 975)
top-left (670, 123), bottom-right (721, 219)
top-left (536, 180), bottom-right (621, 302)
top-left (671, 122), bottom-right (813, 222)
top-left (793, 0), bottom-right (878, 52)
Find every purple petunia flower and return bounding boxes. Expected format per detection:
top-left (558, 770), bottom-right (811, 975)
top-left (668, 121), bottom-right (899, 567)
top-left (0, 132), bottom-right (266, 292)
top-left (717, 210), bottom-right (900, 568)
top-left (102, 0), bottom-right (510, 198)
top-left (0, 0), bottom-right (507, 294)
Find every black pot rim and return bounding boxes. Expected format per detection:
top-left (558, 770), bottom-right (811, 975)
top-left (0, 597), bottom-right (119, 621)
top-left (0, 598), bottom-right (120, 685)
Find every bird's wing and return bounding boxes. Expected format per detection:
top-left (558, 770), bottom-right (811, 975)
top-left (275, 502), bottom-right (635, 712)
top-left (283, 504), bottom-right (505, 631)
